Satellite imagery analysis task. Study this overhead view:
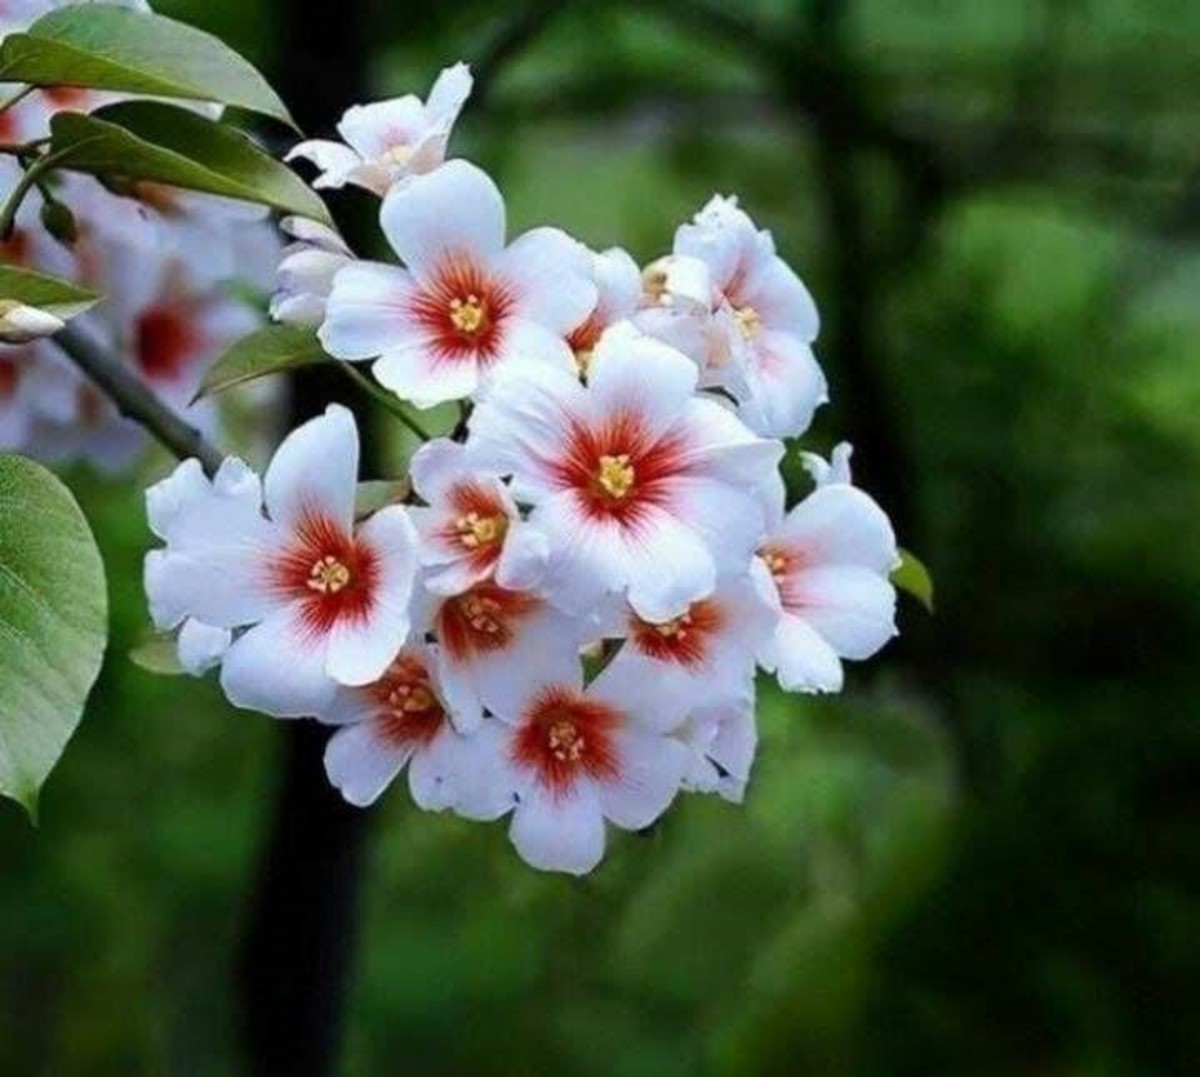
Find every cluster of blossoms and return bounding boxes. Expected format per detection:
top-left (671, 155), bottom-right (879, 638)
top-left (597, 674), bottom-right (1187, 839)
top-left (0, 0), bottom-right (276, 470)
top-left (144, 62), bottom-right (901, 875)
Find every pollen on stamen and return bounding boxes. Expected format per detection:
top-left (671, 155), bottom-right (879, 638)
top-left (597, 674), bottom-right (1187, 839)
top-left (453, 510), bottom-right (506, 550)
top-left (734, 305), bottom-right (762, 339)
top-left (308, 554), bottom-right (352, 594)
top-left (547, 717), bottom-right (585, 763)
top-left (596, 453), bottom-right (635, 500)
top-left (449, 294), bottom-right (488, 335)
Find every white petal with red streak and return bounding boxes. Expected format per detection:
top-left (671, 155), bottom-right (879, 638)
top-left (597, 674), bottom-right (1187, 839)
top-left (623, 506), bottom-right (717, 622)
top-left (586, 325), bottom-right (698, 440)
top-left (790, 565), bottom-right (896, 659)
top-left (264, 405), bottom-right (359, 532)
top-left (741, 254), bottom-right (820, 341)
top-left (325, 506), bottom-right (418, 686)
top-left (324, 720), bottom-right (413, 807)
top-left (374, 340), bottom-right (480, 407)
top-left (737, 331), bottom-right (827, 439)
top-left (220, 606), bottom-right (340, 717)
top-left (319, 262), bottom-right (417, 360)
top-left (777, 484), bottom-right (897, 573)
top-left (499, 227), bottom-right (596, 333)
top-left (380, 160), bottom-right (505, 277)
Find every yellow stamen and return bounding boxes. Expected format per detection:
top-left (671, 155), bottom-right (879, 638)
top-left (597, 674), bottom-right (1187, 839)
top-left (308, 555), bottom-right (351, 594)
top-left (453, 511), bottom-right (506, 550)
top-left (387, 682), bottom-right (437, 715)
top-left (734, 305), bottom-right (761, 340)
top-left (547, 718), bottom-right (585, 762)
top-left (651, 610), bottom-right (693, 639)
top-left (449, 294), bottom-right (487, 335)
top-left (596, 454), bottom-right (635, 500)
top-left (574, 347), bottom-right (594, 380)
top-left (460, 594), bottom-right (504, 634)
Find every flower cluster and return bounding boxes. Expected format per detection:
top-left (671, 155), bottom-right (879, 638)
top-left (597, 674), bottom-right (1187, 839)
top-left (0, 0), bottom-right (276, 470)
top-left (144, 62), bottom-right (901, 875)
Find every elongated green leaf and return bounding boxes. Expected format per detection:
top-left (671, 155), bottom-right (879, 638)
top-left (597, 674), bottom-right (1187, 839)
top-left (0, 5), bottom-right (293, 126)
top-left (0, 264), bottom-right (99, 320)
top-left (891, 548), bottom-right (934, 613)
top-left (194, 323), bottom-right (329, 401)
top-left (49, 102), bottom-right (331, 224)
top-left (0, 454), bottom-right (107, 818)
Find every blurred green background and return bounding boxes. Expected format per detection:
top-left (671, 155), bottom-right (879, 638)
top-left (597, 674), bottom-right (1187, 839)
top-left (3, 0), bottom-right (1200, 1073)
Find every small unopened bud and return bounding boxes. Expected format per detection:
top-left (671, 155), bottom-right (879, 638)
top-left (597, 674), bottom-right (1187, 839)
top-left (0, 300), bottom-right (65, 343)
top-left (40, 200), bottom-right (78, 246)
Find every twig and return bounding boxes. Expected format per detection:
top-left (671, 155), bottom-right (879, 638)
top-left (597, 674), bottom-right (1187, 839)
top-left (0, 85), bottom-right (35, 115)
top-left (54, 324), bottom-right (225, 475)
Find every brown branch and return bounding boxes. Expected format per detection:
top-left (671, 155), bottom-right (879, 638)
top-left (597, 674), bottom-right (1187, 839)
top-left (53, 324), bottom-right (224, 475)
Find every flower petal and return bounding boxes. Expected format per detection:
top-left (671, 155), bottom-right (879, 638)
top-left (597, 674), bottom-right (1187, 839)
top-left (379, 160), bottom-right (505, 277)
top-left (319, 262), bottom-right (417, 360)
top-left (508, 782), bottom-right (606, 876)
top-left (596, 729), bottom-right (689, 830)
top-left (220, 606), bottom-right (340, 717)
top-left (498, 226), bottom-right (596, 333)
top-left (778, 485), bottom-right (897, 573)
top-left (264, 404), bottom-right (359, 532)
top-left (325, 506), bottom-right (418, 686)
top-left (791, 565), bottom-right (896, 659)
top-left (176, 619), bottom-right (231, 676)
top-left (324, 720), bottom-right (412, 807)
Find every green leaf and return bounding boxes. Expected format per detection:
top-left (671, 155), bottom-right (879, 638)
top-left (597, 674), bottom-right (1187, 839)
top-left (0, 5), bottom-right (293, 127)
top-left (128, 634), bottom-right (184, 677)
top-left (193, 322), bottom-right (329, 402)
top-left (891, 548), bottom-right (934, 613)
top-left (0, 263), bottom-right (99, 320)
top-left (355, 480), bottom-right (410, 518)
top-left (0, 454), bottom-right (107, 819)
top-left (49, 102), bottom-right (331, 224)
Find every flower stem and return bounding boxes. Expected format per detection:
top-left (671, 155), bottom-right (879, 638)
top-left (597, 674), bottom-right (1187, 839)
top-left (335, 360), bottom-right (433, 441)
top-left (0, 147), bottom-right (70, 239)
top-left (54, 324), bottom-right (226, 475)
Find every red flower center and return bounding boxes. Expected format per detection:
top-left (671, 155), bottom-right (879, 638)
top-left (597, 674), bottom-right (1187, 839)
top-left (629, 597), bottom-right (725, 670)
top-left (271, 510), bottom-right (380, 639)
top-left (42, 86), bottom-right (92, 111)
top-left (759, 542), bottom-right (806, 612)
top-left (410, 255), bottom-right (514, 368)
top-left (437, 580), bottom-right (539, 661)
top-left (0, 358), bottom-right (19, 402)
top-left (370, 653), bottom-right (446, 747)
top-left (136, 303), bottom-right (200, 383)
top-left (439, 480), bottom-right (509, 569)
top-left (0, 228), bottom-right (31, 268)
top-left (549, 410), bottom-right (692, 526)
top-left (511, 685), bottom-right (621, 796)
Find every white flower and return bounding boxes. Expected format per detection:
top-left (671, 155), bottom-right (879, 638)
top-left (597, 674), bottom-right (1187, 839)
top-left (322, 643), bottom-right (515, 817)
top-left (425, 576), bottom-right (589, 729)
top-left (564, 247), bottom-right (641, 375)
top-left (468, 322), bottom-right (783, 621)
top-left (756, 482), bottom-right (899, 693)
top-left (408, 436), bottom-right (548, 595)
top-left (679, 691), bottom-right (758, 804)
top-left (478, 675), bottom-right (692, 875)
top-left (144, 405), bottom-right (419, 717)
top-left (320, 160), bottom-right (595, 408)
top-left (287, 63), bottom-right (473, 195)
top-left (270, 217), bottom-right (353, 327)
top-left (591, 567), bottom-right (776, 715)
top-left (669, 194), bottom-right (828, 438)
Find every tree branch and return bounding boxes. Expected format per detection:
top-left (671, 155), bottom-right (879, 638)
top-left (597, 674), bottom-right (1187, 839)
top-left (53, 324), bottom-right (224, 475)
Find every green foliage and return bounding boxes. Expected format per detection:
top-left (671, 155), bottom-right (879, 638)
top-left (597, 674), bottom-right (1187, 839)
top-left (193, 322), bottom-right (329, 401)
top-left (0, 5), bottom-right (293, 126)
top-left (892, 548), bottom-right (934, 612)
top-left (127, 634), bottom-right (184, 677)
top-left (0, 456), bottom-right (107, 819)
top-left (0, 264), bottom-right (99, 321)
top-left (48, 101), bottom-right (330, 223)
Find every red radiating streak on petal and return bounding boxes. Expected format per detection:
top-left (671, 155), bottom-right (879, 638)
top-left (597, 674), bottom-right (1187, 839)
top-left (628, 596), bottom-right (726, 670)
top-left (270, 508), bottom-right (381, 639)
top-left (407, 252), bottom-right (516, 370)
top-left (510, 684), bottom-right (622, 797)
